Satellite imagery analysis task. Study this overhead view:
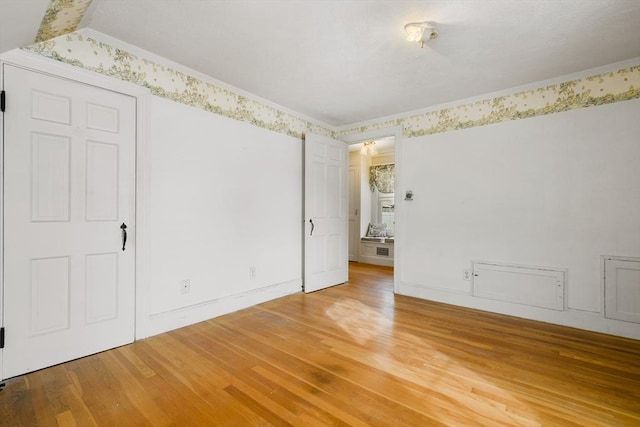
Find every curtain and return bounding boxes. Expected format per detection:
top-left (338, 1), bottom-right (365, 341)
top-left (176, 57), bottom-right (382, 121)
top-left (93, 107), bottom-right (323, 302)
top-left (369, 164), bottom-right (394, 193)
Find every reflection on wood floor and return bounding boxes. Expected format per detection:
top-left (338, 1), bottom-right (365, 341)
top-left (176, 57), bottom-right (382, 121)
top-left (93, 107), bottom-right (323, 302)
top-left (1, 262), bottom-right (639, 426)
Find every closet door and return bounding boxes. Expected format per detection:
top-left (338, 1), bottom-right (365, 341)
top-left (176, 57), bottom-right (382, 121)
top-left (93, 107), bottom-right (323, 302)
top-left (2, 65), bottom-right (136, 379)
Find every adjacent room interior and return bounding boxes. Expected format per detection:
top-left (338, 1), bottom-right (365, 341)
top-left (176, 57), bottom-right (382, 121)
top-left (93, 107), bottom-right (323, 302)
top-left (349, 137), bottom-right (396, 267)
top-left (0, 0), bottom-right (639, 425)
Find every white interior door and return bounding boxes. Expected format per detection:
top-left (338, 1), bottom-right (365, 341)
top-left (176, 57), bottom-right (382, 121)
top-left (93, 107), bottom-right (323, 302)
top-left (304, 133), bottom-right (348, 293)
top-left (2, 65), bottom-right (136, 380)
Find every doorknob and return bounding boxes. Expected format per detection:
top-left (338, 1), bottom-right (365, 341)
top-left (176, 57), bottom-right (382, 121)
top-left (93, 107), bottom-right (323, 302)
top-left (309, 219), bottom-right (314, 236)
top-left (120, 223), bottom-right (128, 251)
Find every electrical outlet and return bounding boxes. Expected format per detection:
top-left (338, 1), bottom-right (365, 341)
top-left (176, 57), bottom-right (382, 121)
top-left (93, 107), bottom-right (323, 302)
top-left (180, 279), bottom-right (191, 294)
top-left (463, 269), bottom-right (471, 281)
top-left (249, 267), bottom-right (256, 280)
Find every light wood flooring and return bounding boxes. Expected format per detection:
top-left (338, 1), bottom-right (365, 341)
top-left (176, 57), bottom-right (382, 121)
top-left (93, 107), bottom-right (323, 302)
top-left (1, 262), bottom-right (639, 426)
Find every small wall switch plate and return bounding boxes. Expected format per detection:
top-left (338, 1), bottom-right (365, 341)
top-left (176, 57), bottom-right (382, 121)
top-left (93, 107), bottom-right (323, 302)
top-left (181, 279), bottom-right (191, 294)
top-left (463, 269), bottom-right (471, 281)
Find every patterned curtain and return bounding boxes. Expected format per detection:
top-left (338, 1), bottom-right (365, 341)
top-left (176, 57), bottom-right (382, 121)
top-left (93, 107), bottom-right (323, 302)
top-left (369, 164), bottom-right (395, 193)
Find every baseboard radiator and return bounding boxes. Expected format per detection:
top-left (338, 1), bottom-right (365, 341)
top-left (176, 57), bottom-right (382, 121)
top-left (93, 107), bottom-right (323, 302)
top-left (472, 261), bottom-right (566, 311)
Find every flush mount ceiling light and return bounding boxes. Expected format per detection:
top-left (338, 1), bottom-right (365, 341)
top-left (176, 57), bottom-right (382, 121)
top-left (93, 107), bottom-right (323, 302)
top-left (404, 21), bottom-right (438, 48)
top-left (360, 141), bottom-right (378, 156)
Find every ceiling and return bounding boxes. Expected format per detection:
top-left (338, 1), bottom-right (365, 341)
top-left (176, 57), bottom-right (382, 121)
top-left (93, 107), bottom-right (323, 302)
top-left (1, 1), bottom-right (639, 127)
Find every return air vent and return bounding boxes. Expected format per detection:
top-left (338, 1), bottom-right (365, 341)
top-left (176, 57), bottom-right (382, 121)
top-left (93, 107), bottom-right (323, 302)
top-left (376, 247), bottom-right (390, 257)
top-left (472, 261), bottom-right (566, 310)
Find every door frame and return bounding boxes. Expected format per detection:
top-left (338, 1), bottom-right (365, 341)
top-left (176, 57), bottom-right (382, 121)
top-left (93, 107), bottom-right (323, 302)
top-left (341, 126), bottom-right (403, 293)
top-left (0, 49), bottom-right (153, 343)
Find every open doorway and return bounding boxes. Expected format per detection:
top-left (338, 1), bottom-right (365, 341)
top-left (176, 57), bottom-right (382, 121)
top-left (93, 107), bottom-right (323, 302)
top-left (342, 126), bottom-right (403, 292)
top-left (348, 137), bottom-right (395, 267)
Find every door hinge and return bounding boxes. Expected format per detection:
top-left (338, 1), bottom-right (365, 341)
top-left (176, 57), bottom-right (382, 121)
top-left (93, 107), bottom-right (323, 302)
top-left (0, 327), bottom-right (4, 349)
top-left (0, 90), bottom-right (5, 112)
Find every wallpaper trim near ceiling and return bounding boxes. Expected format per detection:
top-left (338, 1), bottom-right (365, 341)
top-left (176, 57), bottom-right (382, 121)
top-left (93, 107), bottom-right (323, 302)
top-left (339, 66), bottom-right (640, 139)
top-left (24, 32), bottom-right (336, 139)
top-left (35, 0), bottom-right (93, 43)
top-left (22, 30), bottom-right (639, 141)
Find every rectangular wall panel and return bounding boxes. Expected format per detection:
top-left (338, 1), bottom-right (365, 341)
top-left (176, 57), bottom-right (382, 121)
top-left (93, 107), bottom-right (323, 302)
top-left (86, 253), bottom-right (119, 324)
top-left (328, 145), bottom-right (342, 161)
top-left (31, 257), bottom-right (70, 335)
top-left (605, 258), bottom-right (640, 323)
top-left (326, 165), bottom-right (340, 218)
top-left (86, 141), bottom-right (119, 221)
top-left (31, 133), bottom-right (70, 222)
top-left (31, 90), bottom-right (71, 125)
top-left (313, 142), bottom-right (326, 158)
top-left (326, 234), bottom-right (340, 271)
top-left (86, 103), bottom-right (120, 133)
top-left (310, 237), bottom-right (325, 274)
top-left (472, 262), bottom-right (565, 310)
top-left (312, 162), bottom-right (326, 217)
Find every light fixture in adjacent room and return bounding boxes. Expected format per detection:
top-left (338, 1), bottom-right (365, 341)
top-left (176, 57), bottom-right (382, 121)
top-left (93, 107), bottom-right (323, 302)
top-left (404, 21), bottom-right (438, 48)
top-left (360, 141), bottom-right (378, 156)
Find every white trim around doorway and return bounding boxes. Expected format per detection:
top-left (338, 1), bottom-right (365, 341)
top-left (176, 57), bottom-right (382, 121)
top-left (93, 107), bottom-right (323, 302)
top-left (341, 126), bottom-right (403, 293)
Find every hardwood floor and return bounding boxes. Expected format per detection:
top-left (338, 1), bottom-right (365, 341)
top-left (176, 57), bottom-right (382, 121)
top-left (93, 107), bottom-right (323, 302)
top-left (2, 262), bottom-right (639, 426)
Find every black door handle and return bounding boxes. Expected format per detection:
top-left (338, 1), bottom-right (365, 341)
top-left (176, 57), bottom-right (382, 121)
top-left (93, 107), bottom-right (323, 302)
top-left (309, 219), bottom-right (314, 236)
top-left (120, 223), bottom-right (128, 251)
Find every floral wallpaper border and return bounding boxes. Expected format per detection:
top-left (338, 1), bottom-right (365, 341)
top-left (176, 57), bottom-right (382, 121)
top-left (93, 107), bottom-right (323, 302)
top-left (35, 0), bottom-right (93, 43)
top-left (23, 31), bottom-right (335, 139)
top-left (22, 10), bottom-right (640, 142)
top-left (339, 65), bottom-right (640, 139)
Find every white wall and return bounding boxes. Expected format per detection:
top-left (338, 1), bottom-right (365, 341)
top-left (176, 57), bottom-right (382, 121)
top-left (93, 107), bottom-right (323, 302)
top-left (146, 96), bottom-right (302, 334)
top-left (397, 98), bottom-right (640, 338)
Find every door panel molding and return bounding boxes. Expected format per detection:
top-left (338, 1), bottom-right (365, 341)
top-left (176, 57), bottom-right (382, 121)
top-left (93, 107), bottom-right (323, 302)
top-left (0, 51), bottom-right (152, 380)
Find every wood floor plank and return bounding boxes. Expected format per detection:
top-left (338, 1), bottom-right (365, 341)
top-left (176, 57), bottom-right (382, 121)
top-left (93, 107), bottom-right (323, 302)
top-left (55, 410), bottom-right (77, 427)
top-left (1, 262), bottom-right (639, 426)
top-left (175, 324), bottom-right (355, 426)
top-left (0, 377), bottom-right (39, 426)
top-left (129, 338), bottom-right (264, 425)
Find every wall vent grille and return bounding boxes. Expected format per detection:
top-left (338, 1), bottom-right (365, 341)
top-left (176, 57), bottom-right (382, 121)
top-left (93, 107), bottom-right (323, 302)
top-left (376, 247), bottom-right (390, 256)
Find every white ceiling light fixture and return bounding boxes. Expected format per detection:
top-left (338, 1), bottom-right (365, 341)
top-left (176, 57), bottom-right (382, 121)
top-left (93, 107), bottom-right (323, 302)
top-left (404, 21), bottom-right (438, 48)
top-left (360, 141), bottom-right (378, 156)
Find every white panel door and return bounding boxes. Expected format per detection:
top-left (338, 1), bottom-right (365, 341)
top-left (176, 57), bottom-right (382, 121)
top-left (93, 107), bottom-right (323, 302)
top-left (304, 133), bottom-right (348, 293)
top-left (2, 65), bottom-right (136, 380)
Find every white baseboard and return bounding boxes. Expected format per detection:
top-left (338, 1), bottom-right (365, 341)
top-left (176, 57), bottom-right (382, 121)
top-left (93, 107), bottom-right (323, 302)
top-left (144, 279), bottom-right (301, 338)
top-left (358, 255), bottom-right (394, 267)
top-left (398, 281), bottom-right (640, 340)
